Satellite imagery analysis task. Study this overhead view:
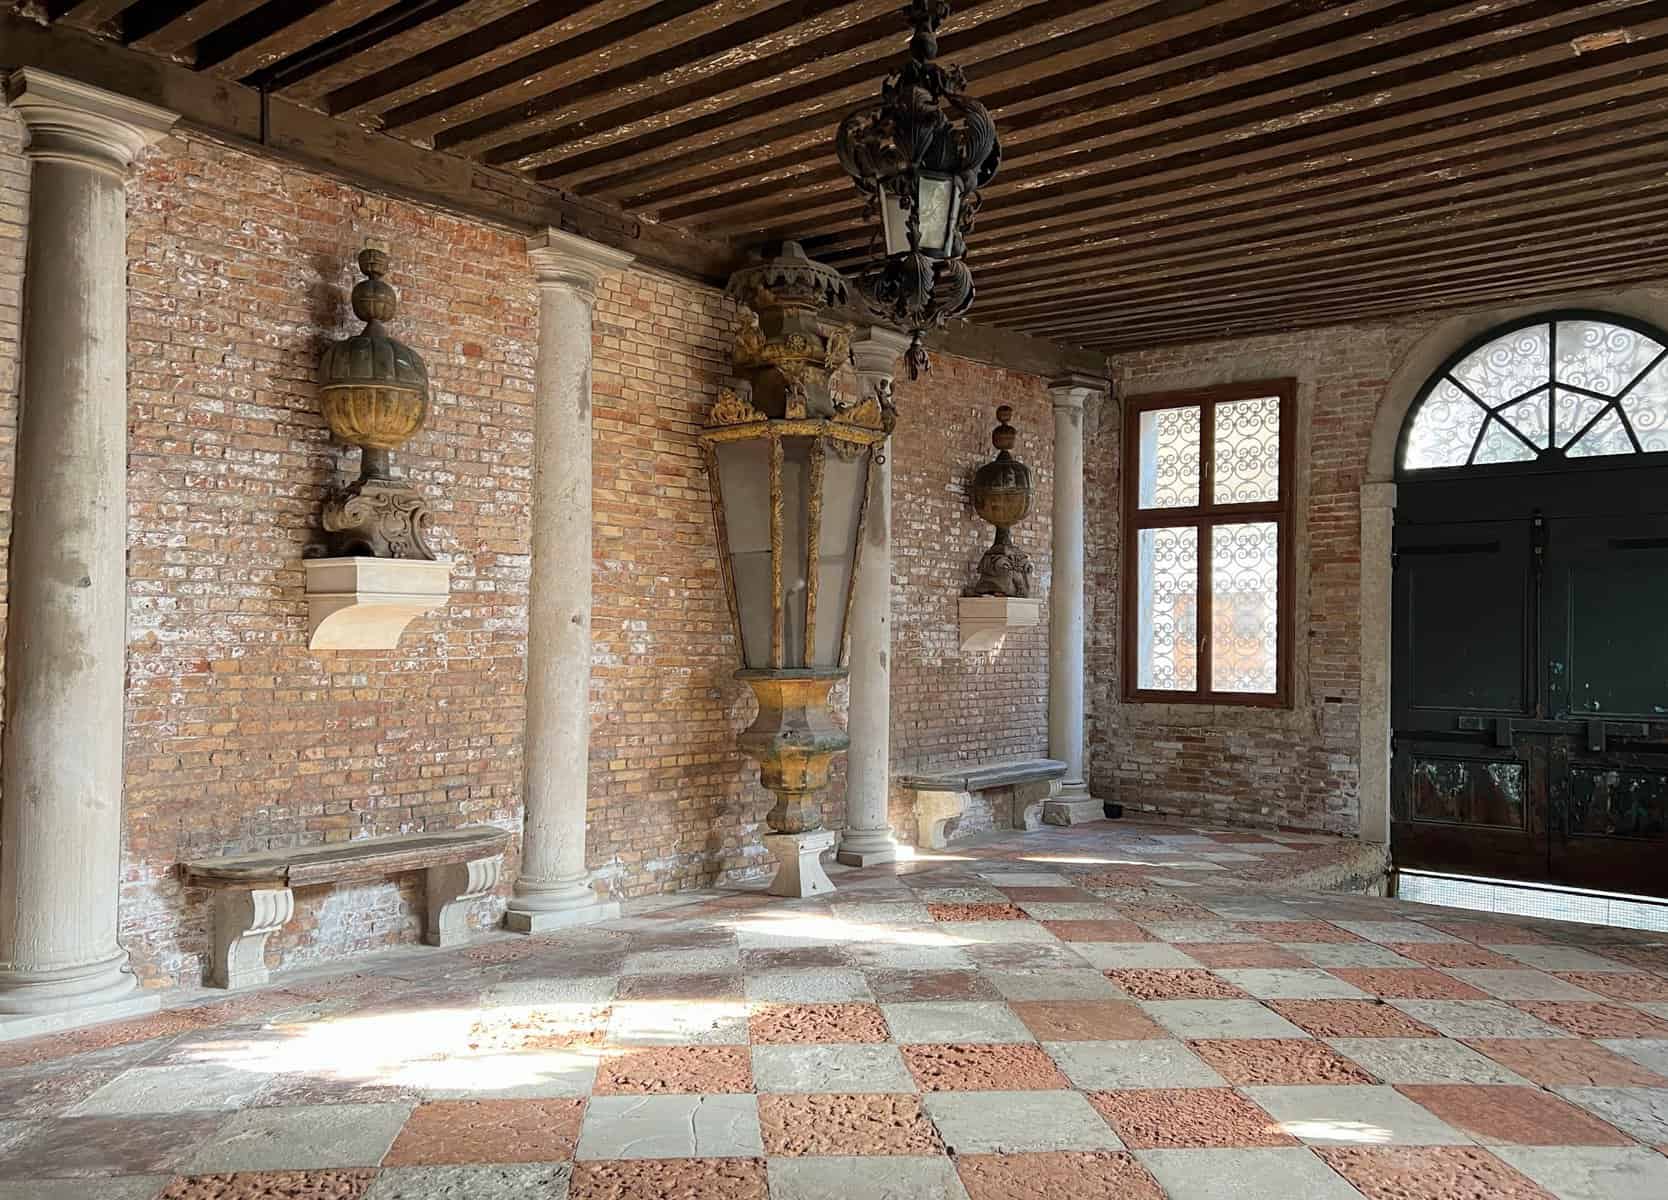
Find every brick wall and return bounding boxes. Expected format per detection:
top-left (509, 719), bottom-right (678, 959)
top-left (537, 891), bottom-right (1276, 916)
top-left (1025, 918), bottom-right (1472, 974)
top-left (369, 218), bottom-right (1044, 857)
top-left (0, 113), bottom-right (1060, 988)
top-left (1088, 325), bottom-right (1427, 834)
top-left (887, 360), bottom-right (1055, 838)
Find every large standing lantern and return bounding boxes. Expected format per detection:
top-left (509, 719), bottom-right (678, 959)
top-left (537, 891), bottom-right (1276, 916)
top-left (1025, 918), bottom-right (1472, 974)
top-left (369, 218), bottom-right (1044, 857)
top-left (836, 0), bottom-right (1001, 379)
top-left (702, 243), bottom-right (887, 897)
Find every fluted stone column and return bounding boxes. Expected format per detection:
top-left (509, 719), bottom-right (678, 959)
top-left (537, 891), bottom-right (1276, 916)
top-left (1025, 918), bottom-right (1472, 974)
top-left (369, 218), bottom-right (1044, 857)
top-left (0, 71), bottom-right (175, 1035)
top-left (506, 229), bottom-right (632, 934)
top-left (1043, 374), bottom-right (1109, 826)
top-left (838, 327), bottom-right (911, 868)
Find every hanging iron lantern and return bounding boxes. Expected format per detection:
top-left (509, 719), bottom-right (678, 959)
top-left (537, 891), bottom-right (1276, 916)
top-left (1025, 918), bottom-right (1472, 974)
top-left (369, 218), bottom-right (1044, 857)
top-left (835, 0), bottom-right (1001, 380)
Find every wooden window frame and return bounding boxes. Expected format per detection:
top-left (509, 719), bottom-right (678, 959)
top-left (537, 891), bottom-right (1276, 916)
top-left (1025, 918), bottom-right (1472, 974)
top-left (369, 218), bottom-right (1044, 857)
top-left (1121, 379), bottom-right (1296, 708)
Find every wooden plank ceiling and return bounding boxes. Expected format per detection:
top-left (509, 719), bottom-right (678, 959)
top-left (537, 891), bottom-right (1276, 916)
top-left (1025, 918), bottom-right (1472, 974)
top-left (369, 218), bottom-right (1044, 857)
top-left (30, 0), bottom-right (1668, 352)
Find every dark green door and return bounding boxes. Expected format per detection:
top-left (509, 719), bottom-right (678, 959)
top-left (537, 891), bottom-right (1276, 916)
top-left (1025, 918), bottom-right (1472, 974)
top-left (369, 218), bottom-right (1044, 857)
top-left (1392, 468), bottom-right (1668, 896)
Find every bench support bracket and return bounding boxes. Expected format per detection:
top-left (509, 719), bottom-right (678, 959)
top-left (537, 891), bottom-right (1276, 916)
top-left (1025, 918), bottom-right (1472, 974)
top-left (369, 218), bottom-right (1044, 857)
top-left (913, 789), bottom-right (970, 850)
top-left (211, 886), bottom-right (294, 990)
top-left (426, 857), bottom-right (502, 947)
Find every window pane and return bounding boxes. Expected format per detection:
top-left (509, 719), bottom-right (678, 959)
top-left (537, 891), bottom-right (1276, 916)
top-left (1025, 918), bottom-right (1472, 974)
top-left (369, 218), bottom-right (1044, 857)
top-left (1213, 395), bottom-right (1280, 503)
top-left (1211, 522), bottom-right (1279, 694)
top-left (1555, 318), bottom-right (1664, 397)
top-left (1452, 323), bottom-right (1550, 407)
top-left (1404, 378), bottom-right (1487, 469)
top-left (1620, 358), bottom-right (1668, 452)
top-left (1566, 409), bottom-right (1634, 459)
top-left (1136, 526), bottom-right (1197, 691)
top-left (1137, 405), bottom-right (1200, 508)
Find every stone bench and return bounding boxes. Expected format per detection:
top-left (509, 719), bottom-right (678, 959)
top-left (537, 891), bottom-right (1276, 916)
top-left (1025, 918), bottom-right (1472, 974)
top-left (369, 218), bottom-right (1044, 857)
top-left (182, 826), bottom-right (511, 989)
top-left (897, 758), bottom-right (1068, 848)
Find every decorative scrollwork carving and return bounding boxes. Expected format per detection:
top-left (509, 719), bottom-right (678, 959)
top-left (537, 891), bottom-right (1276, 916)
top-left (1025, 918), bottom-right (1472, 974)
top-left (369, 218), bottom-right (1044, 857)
top-left (710, 387), bottom-right (764, 426)
top-left (319, 478), bottom-right (436, 561)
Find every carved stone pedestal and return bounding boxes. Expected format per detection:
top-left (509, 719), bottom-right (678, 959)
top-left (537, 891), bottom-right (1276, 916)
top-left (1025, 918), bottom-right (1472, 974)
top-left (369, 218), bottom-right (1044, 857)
top-left (763, 830), bottom-right (836, 898)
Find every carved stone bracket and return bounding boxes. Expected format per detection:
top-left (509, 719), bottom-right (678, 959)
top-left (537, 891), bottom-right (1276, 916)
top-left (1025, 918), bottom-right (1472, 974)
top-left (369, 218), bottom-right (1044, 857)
top-left (319, 476), bottom-right (436, 560)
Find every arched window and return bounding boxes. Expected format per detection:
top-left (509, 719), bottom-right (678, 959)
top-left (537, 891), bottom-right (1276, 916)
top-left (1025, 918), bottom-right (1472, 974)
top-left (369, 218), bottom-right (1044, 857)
top-left (1399, 313), bottom-right (1668, 473)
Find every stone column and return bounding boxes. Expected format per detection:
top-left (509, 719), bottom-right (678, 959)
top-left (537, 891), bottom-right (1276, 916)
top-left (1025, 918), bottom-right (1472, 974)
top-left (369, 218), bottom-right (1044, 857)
top-left (1358, 481), bottom-right (1397, 845)
top-left (1043, 374), bottom-right (1108, 826)
top-left (838, 327), bottom-right (911, 867)
top-left (505, 229), bottom-right (633, 934)
top-left (0, 71), bottom-right (175, 1034)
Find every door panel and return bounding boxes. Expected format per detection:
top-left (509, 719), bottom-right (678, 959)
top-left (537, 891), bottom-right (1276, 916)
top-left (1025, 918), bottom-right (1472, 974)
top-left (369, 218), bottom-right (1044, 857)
top-left (1392, 522), bottom-right (1534, 735)
top-left (1541, 514), bottom-right (1668, 893)
top-left (1394, 501), bottom-right (1668, 898)
top-left (1392, 739), bottom-right (1543, 882)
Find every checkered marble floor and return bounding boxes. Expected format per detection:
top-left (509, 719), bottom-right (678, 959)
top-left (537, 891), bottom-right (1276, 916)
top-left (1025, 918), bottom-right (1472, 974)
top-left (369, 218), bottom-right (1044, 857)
top-left (3, 821), bottom-right (1668, 1198)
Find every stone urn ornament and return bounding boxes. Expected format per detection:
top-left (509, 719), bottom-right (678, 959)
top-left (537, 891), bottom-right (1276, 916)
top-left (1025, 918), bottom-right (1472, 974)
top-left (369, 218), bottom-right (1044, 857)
top-left (304, 241), bottom-right (450, 651)
top-left (969, 405), bottom-right (1034, 598)
top-left (315, 241), bottom-right (436, 560)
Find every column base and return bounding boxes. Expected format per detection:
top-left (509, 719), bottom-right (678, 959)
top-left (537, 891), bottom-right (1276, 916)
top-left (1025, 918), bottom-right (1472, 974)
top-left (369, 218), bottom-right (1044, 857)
top-left (504, 898), bottom-right (620, 934)
top-left (836, 829), bottom-right (901, 868)
top-left (1042, 797), bottom-right (1105, 826)
top-left (764, 830), bottom-right (836, 898)
top-left (0, 991), bottom-right (161, 1043)
top-left (0, 949), bottom-right (142, 1016)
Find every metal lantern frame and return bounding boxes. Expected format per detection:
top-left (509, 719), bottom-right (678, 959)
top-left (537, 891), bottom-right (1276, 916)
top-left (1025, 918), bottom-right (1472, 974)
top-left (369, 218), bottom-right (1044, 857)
top-left (835, 0), bottom-right (1001, 379)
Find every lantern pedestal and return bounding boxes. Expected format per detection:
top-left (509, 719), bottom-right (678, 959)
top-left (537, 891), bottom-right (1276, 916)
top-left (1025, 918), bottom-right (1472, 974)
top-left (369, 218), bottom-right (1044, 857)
top-left (762, 830), bottom-right (837, 899)
top-left (737, 670), bottom-right (847, 896)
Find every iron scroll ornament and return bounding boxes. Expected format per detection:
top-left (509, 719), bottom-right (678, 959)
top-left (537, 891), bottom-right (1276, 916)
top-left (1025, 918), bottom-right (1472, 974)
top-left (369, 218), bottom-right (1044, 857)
top-left (835, 0), bottom-right (1001, 380)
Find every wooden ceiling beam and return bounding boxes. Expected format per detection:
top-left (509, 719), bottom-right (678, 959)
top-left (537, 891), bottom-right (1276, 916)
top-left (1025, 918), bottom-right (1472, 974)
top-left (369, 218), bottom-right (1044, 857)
top-left (50, 0), bottom-right (140, 32)
top-left (651, 0), bottom-right (1524, 224)
top-left (522, 0), bottom-right (1294, 184)
top-left (804, 62), bottom-right (1668, 262)
top-left (120, 0), bottom-right (265, 55)
top-left (318, 0), bottom-right (647, 117)
top-left (1038, 238), bottom-right (1668, 345)
top-left (192, 0), bottom-right (406, 81)
top-left (421, 0), bottom-right (899, 155)
top-left (971, 145), bottom-right (1668, 307)
top-left (735, 36), bottom-right (1668, 249)
top-left (992, 192), bottom-right (1668, 337)
top-left (1085, 255), bottom-right (1668, 351)
top-left (401, 0), bottom-right (880, 149)
top-left (700, 8), bottom-right (1668, 235)
top-left (243, 0), bottom-right (484, 93)
top-left (591, 0), bottom-right (1374, 207)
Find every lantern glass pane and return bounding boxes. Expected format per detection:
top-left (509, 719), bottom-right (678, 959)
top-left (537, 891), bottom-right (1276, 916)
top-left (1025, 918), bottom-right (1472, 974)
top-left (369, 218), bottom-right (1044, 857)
top-left (917, 175), bottom-right (959, 256)
top-left (779, 438), bottom-right (813, 668)
top-left (880, 192), bottom-right (910, 256)
top-left (714, 438), bottom-right (774, 669)
top-left (813, 442), bottom-right (871, 667)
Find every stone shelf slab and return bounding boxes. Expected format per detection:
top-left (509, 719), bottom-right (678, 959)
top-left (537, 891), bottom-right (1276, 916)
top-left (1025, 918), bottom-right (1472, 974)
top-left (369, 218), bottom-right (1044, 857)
top-left (304, 555), bottom-right (450, 650)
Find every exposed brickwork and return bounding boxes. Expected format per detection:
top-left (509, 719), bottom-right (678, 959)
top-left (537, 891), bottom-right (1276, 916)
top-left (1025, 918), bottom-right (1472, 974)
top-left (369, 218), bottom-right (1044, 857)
top-left (1088, 327), bottom-right (1418, 833)
top-left (887, 358), bottom-right (1054, 840)
top-left (0, 118), bottom-right (1060, 989)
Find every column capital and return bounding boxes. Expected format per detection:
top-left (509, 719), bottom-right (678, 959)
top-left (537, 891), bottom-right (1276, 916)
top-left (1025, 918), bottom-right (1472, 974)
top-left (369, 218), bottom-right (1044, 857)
top-left (5, 69), bottom-right (176, 176)
top-left (849, 325), bottom-right (913, 379)
top-left (528, 228), bottom-right (634, 301)
top-left (1047, 371), bottom-right (1111, 412)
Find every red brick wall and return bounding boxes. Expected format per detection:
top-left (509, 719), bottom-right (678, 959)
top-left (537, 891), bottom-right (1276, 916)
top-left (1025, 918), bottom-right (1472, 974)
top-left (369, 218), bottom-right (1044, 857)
top-left (1089, 323), bottom-right (1435, 834)
top-left (0, 115), bottom-right (1061, 988)
top-left (887, 360), bottom-right (1055, 838)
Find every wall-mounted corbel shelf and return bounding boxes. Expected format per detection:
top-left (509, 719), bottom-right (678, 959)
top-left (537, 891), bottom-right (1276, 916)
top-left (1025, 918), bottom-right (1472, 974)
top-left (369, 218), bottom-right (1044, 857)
top-left (305, 557), bottom-right (450, 650)
top-left (958, 595), bottom-right (1042, 653)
